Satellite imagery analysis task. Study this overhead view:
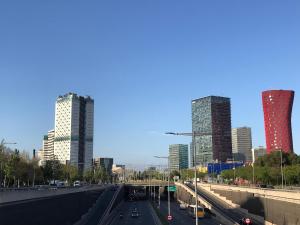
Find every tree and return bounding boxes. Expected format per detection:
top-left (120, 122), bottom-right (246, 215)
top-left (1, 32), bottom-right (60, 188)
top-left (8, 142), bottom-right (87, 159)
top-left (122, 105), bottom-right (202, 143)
top-left (221, 169), bottom-right (234, 181)
top-left (170, 170), bottom-right (180, 179)
top-left (62, 164), bottom-right (79, 184)
top-left (42, 160), bottom-right (63, 183)
top-left (83, 169), bottom-right (93, 184)
top-left (180, 169), bottom-right (194, 181)
top-left (4, 149), bottom-right (20, 187)
top-left (284, 165), bottom-right (300, 185)
top-left (93, 167), bottom-right (109, 184)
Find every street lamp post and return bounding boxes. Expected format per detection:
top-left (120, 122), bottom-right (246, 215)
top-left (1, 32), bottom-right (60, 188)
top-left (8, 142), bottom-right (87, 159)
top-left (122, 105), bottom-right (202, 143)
top-left (279, 150), bottom-right (284, 189)
top-left (166, 132), bottom-right (212, 225)
top-left (154, 156), bottom-right (171, 220)
top-left (273, 149), bottom-right (284, 189)
top-left (251, 148), bottom-right (255, 185)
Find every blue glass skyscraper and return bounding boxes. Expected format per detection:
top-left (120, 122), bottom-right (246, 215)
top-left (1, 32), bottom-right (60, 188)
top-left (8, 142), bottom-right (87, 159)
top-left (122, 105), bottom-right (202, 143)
top-left (191, 96), bottom-right (232, 166)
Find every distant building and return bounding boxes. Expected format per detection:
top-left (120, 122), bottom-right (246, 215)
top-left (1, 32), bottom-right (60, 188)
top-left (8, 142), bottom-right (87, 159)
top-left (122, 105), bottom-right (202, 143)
top-left (54, 93), bottom-right (94, 172)
top-left (192, 96), bottom-right (232, 165)
top-left (112, 164), bottom-right (125, 173)
top-left (112, 164), bottom-right (125, 181)
top-left (231, 127), bottom-right (252, 162)
top-left (148, 166), bottom-right (156, 171)
top-left (252, 146), bottom-right (267, 163)
top-left (169, 144), bottom-right (189, 171)
top-left (262, 90), bottom-right (294, 154)
top-left (42, 129), bottom-right (55, 161)
top-left (37, 149), bottom-right (44, 166)
top-left (94, 157), bottom-right (114, 175)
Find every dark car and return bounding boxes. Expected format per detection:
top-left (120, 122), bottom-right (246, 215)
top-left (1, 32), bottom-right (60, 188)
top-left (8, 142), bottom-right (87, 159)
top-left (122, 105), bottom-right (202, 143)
top-left (258, 184), bottom-right (267, 188)
top-left (131, 211), bottom-right (139, 218)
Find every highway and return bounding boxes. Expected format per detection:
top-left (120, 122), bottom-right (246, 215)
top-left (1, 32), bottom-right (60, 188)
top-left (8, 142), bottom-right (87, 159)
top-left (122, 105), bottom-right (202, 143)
top-left (158, 200), bottom-right (221, 225)
top-left (187, 184), bottom-right (262, 225)
top-left (109, 200), bottom-right (161, 225)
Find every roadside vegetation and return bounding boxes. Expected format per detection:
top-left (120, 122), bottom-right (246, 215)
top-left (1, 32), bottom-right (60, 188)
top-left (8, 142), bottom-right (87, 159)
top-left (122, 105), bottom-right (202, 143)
top-left (221, 151), bottom-right (300, 186)
top-left (0, 140), bottom-right (110, 188)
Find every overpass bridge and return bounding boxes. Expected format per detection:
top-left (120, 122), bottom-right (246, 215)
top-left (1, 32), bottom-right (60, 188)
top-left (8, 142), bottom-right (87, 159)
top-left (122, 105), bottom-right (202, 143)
top-left (124, 180), bottom-right (174, 186)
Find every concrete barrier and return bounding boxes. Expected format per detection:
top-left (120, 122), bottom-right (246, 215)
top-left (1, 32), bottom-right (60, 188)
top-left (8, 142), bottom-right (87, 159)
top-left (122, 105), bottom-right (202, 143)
top-left (175, 182), bottom-right (238, 225)
top-left (201, 183), bottom-right (300, 204)
top-left (0, 188), bottom-right (105, 225)
top-left (200, 183), bottom-right (300, 225)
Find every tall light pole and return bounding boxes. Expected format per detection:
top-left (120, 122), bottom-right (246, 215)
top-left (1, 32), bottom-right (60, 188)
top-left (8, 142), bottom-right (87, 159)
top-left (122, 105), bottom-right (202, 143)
top-left (279, 150), bottom-right (284, 189)
top-left (154, 156), bottom-right (170, 220)
top-left (166, 131), bottom-right (212, 225)
top-left (251, 148), bottom-right (255, 185)
top-left (272, 149), bottom-right (284, 189)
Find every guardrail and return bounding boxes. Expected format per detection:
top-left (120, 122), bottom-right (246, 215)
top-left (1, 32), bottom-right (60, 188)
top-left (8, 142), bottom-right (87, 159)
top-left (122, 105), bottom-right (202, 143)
top-left (201, 182), bottom-right (300, 193)
top-left (201, 183), bottom-right (300, 204)
top-left (0, 184), bottom-right (105, 192)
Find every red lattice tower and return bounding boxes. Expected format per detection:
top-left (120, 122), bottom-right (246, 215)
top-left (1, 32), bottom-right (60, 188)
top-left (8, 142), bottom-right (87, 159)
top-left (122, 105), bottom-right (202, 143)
top-left (262, 90), bottom-right (294, 154)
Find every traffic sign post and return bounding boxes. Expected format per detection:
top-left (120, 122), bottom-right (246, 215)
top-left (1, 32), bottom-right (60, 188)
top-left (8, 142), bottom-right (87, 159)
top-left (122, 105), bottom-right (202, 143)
top-left (167, 215), bottom-right (172, 221)
top-left (167, 186), bottom-right (177, 192)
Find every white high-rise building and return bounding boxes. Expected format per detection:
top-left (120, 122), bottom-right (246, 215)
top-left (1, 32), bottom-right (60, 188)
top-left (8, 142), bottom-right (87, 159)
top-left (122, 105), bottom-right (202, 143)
top-left (232, 127), bottom-right (252, 162)
top-left (43, 129), bottom-right (55, 161)
top-left (54, 93), bottom-right (94, 172)
top-left (37, 149), bottom-right (44, 166)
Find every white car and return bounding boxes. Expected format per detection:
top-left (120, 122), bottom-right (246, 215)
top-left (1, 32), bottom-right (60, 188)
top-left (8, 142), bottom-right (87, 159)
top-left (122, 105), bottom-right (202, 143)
top-left (179, 203), bottom-right (187, 210)
top-left (73, 180), bottom-right (81, 187)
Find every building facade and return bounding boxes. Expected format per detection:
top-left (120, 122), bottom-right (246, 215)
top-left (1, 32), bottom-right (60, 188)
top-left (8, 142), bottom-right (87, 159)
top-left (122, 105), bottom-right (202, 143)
top-left (190, 142), bottom-right (195, 167)
top-left (112, 164), bottom-right (125, 181)
top-left (169, 144), bottom-right (189, 171)
top-left (37, 149), bottom-right (44, 166)
top-left (192, 96), bottom-right (232, 165)
top-left (42, 129), bottom-right (55, 162)
top-left (54, 93), bottom-right (94, 172)
top-left (262, 90), bottom-right (294, 154)
top-left (94, 157), bottom-right (114, 175)
top-left (232, 127), bottom-right (252, 162)
top-left (252, 146), bottom-right (267, 163)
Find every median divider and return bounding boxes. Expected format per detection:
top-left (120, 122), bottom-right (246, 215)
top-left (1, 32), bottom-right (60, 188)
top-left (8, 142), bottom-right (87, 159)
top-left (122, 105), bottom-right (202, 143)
top-left (73, 185), bottom-right (124, 225)
top-left (149, 201), bottom-right (167, 225)
top-left (98, 185), bottom-right (124, 225)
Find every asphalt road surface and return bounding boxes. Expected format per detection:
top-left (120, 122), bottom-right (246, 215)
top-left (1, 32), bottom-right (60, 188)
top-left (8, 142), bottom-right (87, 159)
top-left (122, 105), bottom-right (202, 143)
top-left (158, 200), bottom-right (221, 225)
top-left (109, 200), bottom-right (161, 225)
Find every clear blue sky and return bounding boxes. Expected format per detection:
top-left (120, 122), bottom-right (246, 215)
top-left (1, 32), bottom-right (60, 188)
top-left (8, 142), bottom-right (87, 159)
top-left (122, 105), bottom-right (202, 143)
top-left (0, 1), bottom-right (299, 167)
